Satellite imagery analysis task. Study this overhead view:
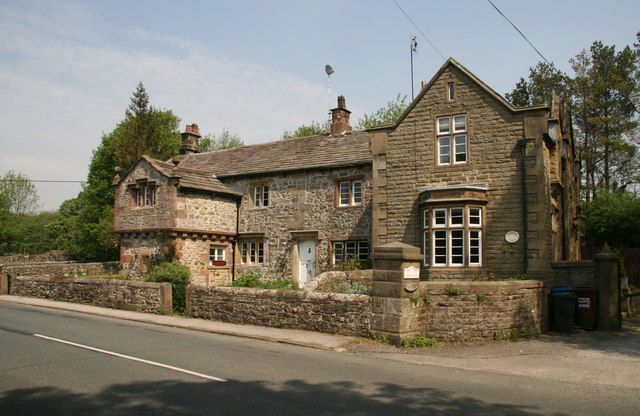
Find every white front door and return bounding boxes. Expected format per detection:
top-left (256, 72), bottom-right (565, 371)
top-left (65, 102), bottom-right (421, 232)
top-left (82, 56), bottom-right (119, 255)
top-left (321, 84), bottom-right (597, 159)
top-left (298, 240), bottom-right (316, 285)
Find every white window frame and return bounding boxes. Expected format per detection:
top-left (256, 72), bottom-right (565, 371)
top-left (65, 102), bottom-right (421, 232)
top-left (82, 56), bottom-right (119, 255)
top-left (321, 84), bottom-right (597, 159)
top-left (425, 206), bottom-right (483, 267)
top-left (338, 180), bottom-right (363, 207)
top-left (437, 114), bottom-right (468, 166)
top-left (209, 245), bottom-right (226, 265)
top-left (253, 185), bottom-right (269, 207)
top-left (447, 82), bottom-right (455, 101)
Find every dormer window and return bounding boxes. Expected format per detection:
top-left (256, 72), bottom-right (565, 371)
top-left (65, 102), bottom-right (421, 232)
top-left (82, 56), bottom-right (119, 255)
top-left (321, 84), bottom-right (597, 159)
top-left (437, 114), bottom-right (467, 165)
top-left (131, 181), bottom-right (156, 207)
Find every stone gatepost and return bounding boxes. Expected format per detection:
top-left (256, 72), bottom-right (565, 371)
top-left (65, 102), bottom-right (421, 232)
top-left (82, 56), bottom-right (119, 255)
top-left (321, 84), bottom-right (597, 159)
top-left (371, 242), bottom-right (423, 344)
top-left (594, 247), bottom-right (621, 330)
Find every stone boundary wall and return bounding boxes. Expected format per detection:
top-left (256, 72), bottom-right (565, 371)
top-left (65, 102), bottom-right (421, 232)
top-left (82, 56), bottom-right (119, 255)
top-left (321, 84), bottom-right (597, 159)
top-left (0, 250), bottom-right (69, 265)
top-left (623, 288), bottom-right (640, 319)
top-left (304, 269), bottom-right (373, 292)
top-left (550, 261), bottom-right (596, 288)
top-left (418, 280), bottom-right (544, 341)
top-left (187, 285), bottom-right (371, 336)
top-left (9, 276), bottom-right (171, 314)
top-left (1, 261), bottom-right (119, 278)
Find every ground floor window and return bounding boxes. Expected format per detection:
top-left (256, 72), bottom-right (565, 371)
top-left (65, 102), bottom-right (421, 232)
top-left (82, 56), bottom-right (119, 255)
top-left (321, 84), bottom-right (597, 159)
top-left (332, 240), bottom-right (369, 265)
top-left (240, 240), bottom-right (264, 264)
top-left (423, 206), bottom-right (483, 267)
top-left (209, 245), bottom-right (227, 266)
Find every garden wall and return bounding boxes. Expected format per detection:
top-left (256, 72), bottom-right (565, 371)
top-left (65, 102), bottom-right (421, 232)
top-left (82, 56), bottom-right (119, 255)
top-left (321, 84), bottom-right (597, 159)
top-left (623, 287), bottom-right (640, 319)
top-left (418, 280), bottom-right (544, 341)
top-left (9, 275), bottom-right (171, 314)
top-left (1, 261), bottom-right (119, 278)
top-left (187, 285), bottom-right (371, 336)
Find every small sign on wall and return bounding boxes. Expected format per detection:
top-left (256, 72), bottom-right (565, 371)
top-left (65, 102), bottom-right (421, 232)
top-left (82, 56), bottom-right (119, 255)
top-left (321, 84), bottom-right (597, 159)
top-left (403, 265), bottom-right (420, 280)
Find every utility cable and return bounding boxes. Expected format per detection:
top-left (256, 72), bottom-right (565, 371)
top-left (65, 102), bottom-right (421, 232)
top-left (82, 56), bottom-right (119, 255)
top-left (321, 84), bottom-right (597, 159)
top-left (487, 0), bottom-right (551, 64)
top-left (391, 0), bottom-right (445, 60)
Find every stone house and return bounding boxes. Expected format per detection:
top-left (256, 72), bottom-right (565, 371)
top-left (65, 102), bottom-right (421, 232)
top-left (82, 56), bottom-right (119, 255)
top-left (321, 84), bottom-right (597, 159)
top-left (113, 58), bottom-right (580, 285)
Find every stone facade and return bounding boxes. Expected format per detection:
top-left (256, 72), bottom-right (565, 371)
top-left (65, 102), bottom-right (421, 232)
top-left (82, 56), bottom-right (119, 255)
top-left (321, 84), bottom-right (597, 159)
top-left (9, 275), bottom-right (172, 314)
top-left (186, 284), bottom-right (371, 337)
top-left (419, 280), bottom-right (543, 341)
top-left (229, 166), bottom-right (372, 280)
top-left (373, 59), bottom-right (580, 280)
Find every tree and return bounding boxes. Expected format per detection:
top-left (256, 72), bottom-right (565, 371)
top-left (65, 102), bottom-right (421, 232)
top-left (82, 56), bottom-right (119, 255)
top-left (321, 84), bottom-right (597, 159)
top-left (356, 94), bottom-right (408, 129)
top-left (281, 121), bottom-right (329, 140)
top-left (0, 170), bottom-right (40, 214)
top-left (505, 62), bottom-right (572, 106)
top-left (58, 83), bottom-right (182, 261)
top-left (198, 128), bottom-right (245, 152)
top-left (571, 41), bottom-right (639, 200)
top-left (581, 190), bottom-right (640, 248)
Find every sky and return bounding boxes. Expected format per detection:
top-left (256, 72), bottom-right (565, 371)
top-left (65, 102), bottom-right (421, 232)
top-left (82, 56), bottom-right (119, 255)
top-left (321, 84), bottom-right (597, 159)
top-left (0, 0), bottom-right (638, 211)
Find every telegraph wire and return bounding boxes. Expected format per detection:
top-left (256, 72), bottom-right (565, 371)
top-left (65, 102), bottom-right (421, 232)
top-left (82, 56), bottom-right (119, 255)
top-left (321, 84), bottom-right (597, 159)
top-left (486, 0), bottom-right (551, 65)
top-left (0, 179), bottom-right (84, 184)
top-left (391, 0), bottom-right (445, 60)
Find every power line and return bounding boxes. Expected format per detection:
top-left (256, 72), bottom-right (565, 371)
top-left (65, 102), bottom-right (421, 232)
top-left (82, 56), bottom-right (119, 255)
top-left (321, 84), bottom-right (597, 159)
top-left (0, 179), bottom-right (84, 184)
top-left (487, 0), bottom-right (550, 65)
top-left (391, 0), bottom-right (445, 60)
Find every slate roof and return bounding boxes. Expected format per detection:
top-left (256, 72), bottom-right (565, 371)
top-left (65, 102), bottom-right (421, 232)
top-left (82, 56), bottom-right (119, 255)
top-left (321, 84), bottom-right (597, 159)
top-left (176, 131), bottom-right (372, 178)
top-left (120, 155), bottom-right (242, 197)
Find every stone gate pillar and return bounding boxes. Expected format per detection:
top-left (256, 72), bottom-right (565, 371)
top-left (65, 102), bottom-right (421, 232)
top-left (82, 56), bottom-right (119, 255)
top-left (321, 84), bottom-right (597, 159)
top-left (594, 247), bottom-right (621, 330)
top-left (371, 242), bottom-right (423, 344)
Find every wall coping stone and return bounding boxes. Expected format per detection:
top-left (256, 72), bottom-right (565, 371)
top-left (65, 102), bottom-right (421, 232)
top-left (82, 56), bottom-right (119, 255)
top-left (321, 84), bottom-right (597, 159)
top-left (190, 285), bottom-right (369, 302)
top-left (420, 279), bottom-right (544, 291)
top-left (551, 261), bottom-right (594, 269)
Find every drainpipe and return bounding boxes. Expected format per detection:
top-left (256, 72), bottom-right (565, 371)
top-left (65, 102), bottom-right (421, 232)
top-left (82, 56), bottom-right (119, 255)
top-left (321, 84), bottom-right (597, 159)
top-left (518, 139), bottom-right (528, 275)
top-left (232, 199), bottom-right (240, 282)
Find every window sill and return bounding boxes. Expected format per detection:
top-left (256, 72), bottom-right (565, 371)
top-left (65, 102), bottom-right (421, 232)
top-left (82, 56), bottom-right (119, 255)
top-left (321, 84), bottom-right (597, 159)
top-left (336, 204), bottom-right (363, 209)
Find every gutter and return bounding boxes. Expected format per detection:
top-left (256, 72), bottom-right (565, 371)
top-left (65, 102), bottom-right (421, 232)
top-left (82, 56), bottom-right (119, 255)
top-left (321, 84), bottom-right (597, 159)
top-left (518, 139), bottom-right (528, 275)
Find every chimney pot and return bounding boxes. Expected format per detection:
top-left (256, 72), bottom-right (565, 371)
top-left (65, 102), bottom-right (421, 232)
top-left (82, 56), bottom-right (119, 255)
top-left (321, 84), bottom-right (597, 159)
top-left (179, 122), bottom-right (201, 155)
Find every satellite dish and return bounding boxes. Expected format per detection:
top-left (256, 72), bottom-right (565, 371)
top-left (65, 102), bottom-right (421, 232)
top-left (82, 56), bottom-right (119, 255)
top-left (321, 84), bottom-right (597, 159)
top-left (325, 65), bottom-right (334, 76)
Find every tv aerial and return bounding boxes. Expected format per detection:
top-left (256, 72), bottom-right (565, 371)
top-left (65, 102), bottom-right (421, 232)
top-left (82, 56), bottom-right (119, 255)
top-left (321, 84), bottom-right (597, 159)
top-left (325, 65), bottom-right (334, 120)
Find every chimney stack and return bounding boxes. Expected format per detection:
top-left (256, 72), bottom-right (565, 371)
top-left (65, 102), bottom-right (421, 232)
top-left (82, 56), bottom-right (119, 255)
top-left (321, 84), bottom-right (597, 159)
top-left (330, 95), bottom-right (352, 135)
top-left (180, 123), bottom-right (201, 155)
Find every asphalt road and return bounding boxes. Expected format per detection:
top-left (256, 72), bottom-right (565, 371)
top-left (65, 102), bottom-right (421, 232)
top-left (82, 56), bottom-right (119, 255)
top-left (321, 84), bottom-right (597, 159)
top-left (1, 302), bottom-right (638, 416)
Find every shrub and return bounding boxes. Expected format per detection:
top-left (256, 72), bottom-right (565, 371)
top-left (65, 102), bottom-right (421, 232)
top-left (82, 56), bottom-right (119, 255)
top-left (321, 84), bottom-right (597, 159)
top-left (232, 272), bottom-right (297, 290)
top-left (445, 285), bottom-right (462, 296)
top-left (145, 262), bottom-right (190, 313)
top-left (334, 281), bottom-right (372, 295)
top-left (401, 334), bottom-right (437, 348)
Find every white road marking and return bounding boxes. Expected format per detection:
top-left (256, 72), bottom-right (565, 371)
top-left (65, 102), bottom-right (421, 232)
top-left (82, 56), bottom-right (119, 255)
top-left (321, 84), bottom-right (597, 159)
top-left (33, 333), bottom-right (226, 382)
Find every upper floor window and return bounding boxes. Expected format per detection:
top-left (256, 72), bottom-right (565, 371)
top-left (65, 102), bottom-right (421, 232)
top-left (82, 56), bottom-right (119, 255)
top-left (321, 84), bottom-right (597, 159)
top-left (209, 245), bottom-right (226, 266)
top-left (241, 240), bottom-right (264, 265)
top-left (338, 180), bottom-right (363, 207)
top-left (423, 206), bottom-right (482, 267)
top-left (253, 185), bottom-right (269, 207)
top-left (133, 182), bottom-right (156, 207)
top-left (447, 82), bottom-right (455, 101)
top-left (436, 114), bottom-right (467, 165)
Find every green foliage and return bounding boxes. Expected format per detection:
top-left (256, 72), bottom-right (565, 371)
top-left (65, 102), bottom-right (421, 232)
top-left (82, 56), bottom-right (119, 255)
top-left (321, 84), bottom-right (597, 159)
top-left (0, 170), bottom-right (40, 214)
top-left (401, 334), bottom-right (438, 348)
top-left (581, 190), bottom-right (640, 248)
top-left (231, 272), bottom-right (297, 290)
top-left (445, 286), bottom-right (462, 296)
top-left (281, 120), bottom-right (329, 140)
top-left (408, 292), bottom-right (421, 306)
top-left (422, 294), bottom-right (431, 304)
top-left (493, 328), bottom-right (540, 341)
top-left (475, 292), bottom-right (487, 302)
top-left (333, 281), bottom-right (372, 295)
top-left (356, 94), bottom-right (408, 129)
top-left (370, 332), bottom-right (391, 345)
top-left (198, 127), bottom-right (245, 152)
top-left (56, 83), bottom-right (181, 261)
top-left (506, 62), bottom-right (572, 107)
top-left (332, 256), bottom-right (366, 271)
top-left (145, 262), bottom-right (191, 313)
top-left (0, 211), bottom-right (61, 255)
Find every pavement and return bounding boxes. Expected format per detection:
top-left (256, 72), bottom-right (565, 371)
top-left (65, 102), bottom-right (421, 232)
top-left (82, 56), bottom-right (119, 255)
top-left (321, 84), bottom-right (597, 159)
top-left (2, 294), bottom-right (639, 389)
